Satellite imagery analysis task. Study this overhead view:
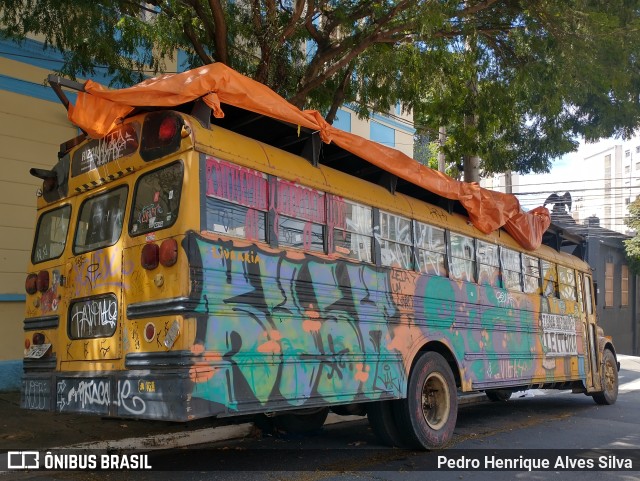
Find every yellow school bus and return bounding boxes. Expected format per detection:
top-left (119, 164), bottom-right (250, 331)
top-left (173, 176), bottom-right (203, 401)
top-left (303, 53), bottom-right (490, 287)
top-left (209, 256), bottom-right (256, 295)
top-left (21, 69), bottom-right (618, 449)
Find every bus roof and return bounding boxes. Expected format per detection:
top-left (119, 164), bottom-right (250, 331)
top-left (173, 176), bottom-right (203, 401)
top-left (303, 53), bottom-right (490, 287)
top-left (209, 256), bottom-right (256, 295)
top-left (56, 63), bottom-right (551, 251)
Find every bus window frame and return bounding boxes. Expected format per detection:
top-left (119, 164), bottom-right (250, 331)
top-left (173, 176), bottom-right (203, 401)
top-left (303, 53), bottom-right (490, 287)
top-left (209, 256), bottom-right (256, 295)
top-left (275, 177), bottom-right (326, 254)
top-left (202, 156), bottom-right (269, 243)
top-left (72, 185), bottom-right (129, 255)
top-left (477, 240), bottom-right (501, 288)
top-left (379, 209), bottom-right (413, 270)
top-left (331, 195), bottom-right (374, 263)
top-left (449, 232), bottom-right (476, 283)
top-left (128, 160), bottom-right (184, 238)
top-left (500, 246), bottom-right (523, 292)
top-left (31, 204), bottom-right (72, 265)
top-left (67, 292), bottom-right (119, 340)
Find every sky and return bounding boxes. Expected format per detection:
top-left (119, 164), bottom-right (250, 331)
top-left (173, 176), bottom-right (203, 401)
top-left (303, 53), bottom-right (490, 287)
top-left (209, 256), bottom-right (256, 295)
top-left (515, 137), bottom-right (640, 229)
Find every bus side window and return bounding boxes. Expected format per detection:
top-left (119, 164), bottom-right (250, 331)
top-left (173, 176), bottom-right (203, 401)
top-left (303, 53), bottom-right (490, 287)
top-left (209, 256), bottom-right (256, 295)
top-left (477, 240), bottom-right (500, 287)
top-left (276, 179), bottom-right (325, 253)
top-left (449, 233), bottom-right (475, 283)
top-left (523, 255), bottom-right (541, 294)
top-left (331, 196), bottom-right (373, 263)
top-left (500, 247), bottom-right (522, 291)
top-left (558, 266), bottom-right (577, 301)
top-left (414, 221), bottom-right (447, 276)
top-left (204, 157), bottom-right (268, 242)
top-left (379, 211), bottom-right (412, 269)
top-left (541, 260), bottom-right (558, 298)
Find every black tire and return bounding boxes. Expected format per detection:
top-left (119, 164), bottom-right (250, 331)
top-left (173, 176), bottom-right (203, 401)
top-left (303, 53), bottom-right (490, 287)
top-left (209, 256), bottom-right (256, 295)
top-left (394, 352), bottom-right (458, 450)
top-left (592, 349), bottom-right (618, 405)
top-left (485, 389), bottom-right (512, 402)
top-left (367, 400), bottom-right (406, 448)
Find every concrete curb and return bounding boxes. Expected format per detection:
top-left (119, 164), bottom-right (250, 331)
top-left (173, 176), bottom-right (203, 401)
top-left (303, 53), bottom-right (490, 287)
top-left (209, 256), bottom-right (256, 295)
top-left (54, 398), bottom-right (488, 452)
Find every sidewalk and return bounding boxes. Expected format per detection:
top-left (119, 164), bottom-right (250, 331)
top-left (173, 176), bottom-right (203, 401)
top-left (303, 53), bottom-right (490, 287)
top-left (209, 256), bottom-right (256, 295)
top-left (0, 391), bottom-right (488, 453)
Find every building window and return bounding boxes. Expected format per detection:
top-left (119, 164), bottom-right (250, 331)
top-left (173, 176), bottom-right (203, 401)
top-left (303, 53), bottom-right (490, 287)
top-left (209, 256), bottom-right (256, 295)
top-left (370, 121), bottom-right (395, 148)
top-left (622, 265), bottom-right (629, 307)
top-left (605, 262), bottom-right (614, 307)
top-left (625, 150), bottom-right (631, 157)
top-left (333, 108), bottom-right (352, 132)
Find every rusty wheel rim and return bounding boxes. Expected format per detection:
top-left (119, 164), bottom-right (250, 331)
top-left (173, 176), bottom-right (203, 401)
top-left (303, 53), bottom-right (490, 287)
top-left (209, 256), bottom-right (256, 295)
top-left (604, 356), bottom-right (616, 394)
top-left (421, 372), bottom-right (450, 431)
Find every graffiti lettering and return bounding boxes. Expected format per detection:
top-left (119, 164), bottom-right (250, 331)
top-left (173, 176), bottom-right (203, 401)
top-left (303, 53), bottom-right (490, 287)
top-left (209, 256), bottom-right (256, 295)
top-left (206, 157), bottom-right (268, 209)
top-left (211, 247), bottom-right (261, 264)
top-left (23, 380), bottom-right (49, 410)
top-left (115, 380), bottom-right (147, 415)
top-left (498, 359), bottom-right (528, 379)
top-left (80, 128), bottom-right (136, 170)
top-left (58, 380), bottom-right (110, 411)
top-left (277, 179), bottom-right (325, 223)
top-left (72, 248), bottom-right (133, 296)
top-left (70, 298), bottom-right (117, 337)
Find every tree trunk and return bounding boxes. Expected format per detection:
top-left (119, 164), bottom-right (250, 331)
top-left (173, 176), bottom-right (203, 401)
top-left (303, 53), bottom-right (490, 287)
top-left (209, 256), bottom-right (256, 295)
top-left (463, 153), bottom-right (480, 183)
top-left (438, 126), bottom-right (446, 173)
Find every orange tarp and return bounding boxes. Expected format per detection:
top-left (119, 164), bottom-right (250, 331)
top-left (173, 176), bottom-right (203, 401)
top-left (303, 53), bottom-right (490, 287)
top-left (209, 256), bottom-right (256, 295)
top-left (67, 63), bottom-right (550, 250)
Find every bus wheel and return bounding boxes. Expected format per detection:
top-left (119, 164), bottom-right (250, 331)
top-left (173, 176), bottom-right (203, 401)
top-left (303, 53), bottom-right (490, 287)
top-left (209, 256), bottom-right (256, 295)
top-left (485, 389), bottom-right (512, 402)
top-left (592, 349), bottom-right (619, 405)
top-left (394, 352), bottom-right (458, 450)
top-left (367, 400), bottom-right (406, 447)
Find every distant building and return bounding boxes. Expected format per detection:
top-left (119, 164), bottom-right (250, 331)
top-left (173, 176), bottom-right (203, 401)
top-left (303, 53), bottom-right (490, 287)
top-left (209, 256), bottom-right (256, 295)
top-left (480, 171), bottom-right (520, 194)
top-left (543, 193), bottom-right (639, 355)
top-left (577, 137), bottom-right (640, 234)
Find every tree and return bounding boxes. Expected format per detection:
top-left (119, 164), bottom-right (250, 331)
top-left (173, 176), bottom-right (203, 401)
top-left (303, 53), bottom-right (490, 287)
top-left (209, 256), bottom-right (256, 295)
top-left (625, 197), bottom-right (640, 273)
top-left (2, 1), bottom-right (640, 182)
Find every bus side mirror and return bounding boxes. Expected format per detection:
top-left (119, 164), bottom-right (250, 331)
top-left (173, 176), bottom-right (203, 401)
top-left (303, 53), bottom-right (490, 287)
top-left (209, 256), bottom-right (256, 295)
top-left (593, 282), bottom-right (598, 306)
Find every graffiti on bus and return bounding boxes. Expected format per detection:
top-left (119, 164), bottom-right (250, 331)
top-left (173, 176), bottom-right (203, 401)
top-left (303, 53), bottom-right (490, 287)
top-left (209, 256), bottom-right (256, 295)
top-left (180, 232), bottom-right (585, 412)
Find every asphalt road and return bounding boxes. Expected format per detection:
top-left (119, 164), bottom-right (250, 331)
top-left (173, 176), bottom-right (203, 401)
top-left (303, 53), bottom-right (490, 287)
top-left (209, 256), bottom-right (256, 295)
top-left (3, 355), bottom-right (640, 481)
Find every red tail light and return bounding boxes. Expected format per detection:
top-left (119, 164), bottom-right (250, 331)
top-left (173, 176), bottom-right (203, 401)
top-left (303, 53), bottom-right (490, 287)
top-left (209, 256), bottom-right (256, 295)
top-left (25, 274), bottom-right (37, 295)
top-left (32, 332), bottom-right (45, 345)
top-left (158, 116), bottom-right (178, 142)
top-left (37, 270), bottom-right (49, 292)
top-left (141, 243), bottom-right (159, 270)
top-left (144, 322), bottom-right (156, 342)
top-left (159, 239), bottom-right (178, 267)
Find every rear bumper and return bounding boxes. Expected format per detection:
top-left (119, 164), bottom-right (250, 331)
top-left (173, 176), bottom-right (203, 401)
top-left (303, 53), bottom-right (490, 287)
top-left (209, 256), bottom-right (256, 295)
top-left (21, 370), bottom-right (224, 421)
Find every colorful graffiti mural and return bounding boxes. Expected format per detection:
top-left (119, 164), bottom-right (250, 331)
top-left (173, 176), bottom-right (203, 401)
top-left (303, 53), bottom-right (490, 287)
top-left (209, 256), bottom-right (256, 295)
top-left (177, 230), bottom-right (587, 414)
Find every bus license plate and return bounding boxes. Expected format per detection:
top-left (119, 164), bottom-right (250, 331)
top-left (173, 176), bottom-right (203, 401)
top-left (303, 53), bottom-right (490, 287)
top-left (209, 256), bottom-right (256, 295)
top-left (25, 343), bottom-right (51, 359)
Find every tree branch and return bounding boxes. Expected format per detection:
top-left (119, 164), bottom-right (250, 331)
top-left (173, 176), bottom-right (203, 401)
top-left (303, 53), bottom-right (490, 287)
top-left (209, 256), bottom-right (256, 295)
top-left (325, 63), bottom-right (355, 124)
top-left (183, 22), bottom-right (213, 64)
top-left (208, 0), bottom-right (229, 64)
